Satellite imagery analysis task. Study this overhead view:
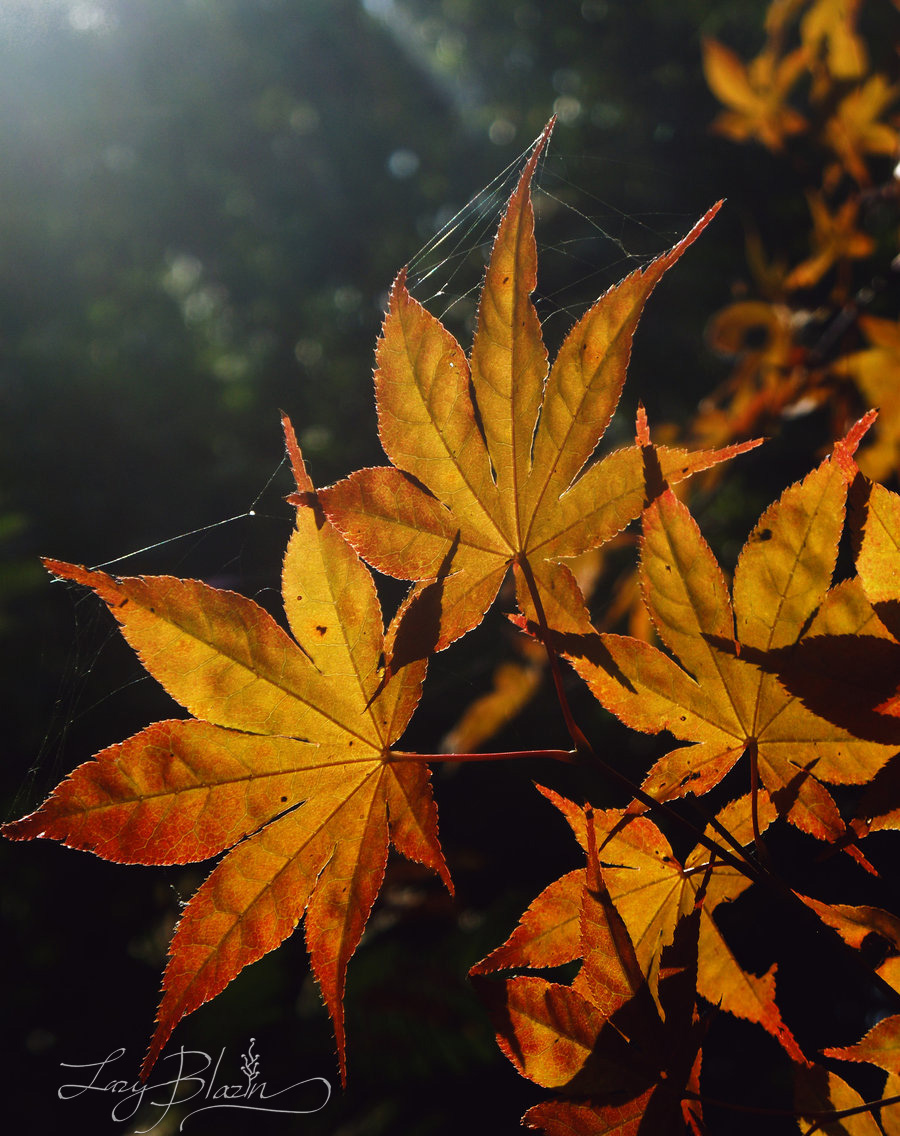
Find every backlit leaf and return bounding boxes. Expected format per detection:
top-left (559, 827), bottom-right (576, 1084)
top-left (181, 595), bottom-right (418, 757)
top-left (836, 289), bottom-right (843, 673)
top-left (562, 419), bottom-right (895, 843)
top-left (2, 417), bottom-right (452, 1083)
top-left (825, 1015), bottom-right (900, 1076)
top-left (320, 120), bottom-right (758, 659)
top-left (540, 788), bottom-right (805, 1063)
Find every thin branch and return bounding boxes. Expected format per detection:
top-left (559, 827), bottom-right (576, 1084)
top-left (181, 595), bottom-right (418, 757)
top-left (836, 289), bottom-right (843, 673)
top-left (687, 1089), bottom-right (900, 1131)
top-left (513, 552), bottom-right (764, 887)
top-left (514, 553), bottom-right (592, 756)
top-left (390, 748), bottom-right (576, 764)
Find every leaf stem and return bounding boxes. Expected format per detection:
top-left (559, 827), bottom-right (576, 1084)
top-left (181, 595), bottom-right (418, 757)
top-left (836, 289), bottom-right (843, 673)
top-left (513, 553), bottom-right (765, 887)
top-left (686, 1089), bottom-right (900, 1130)
top-left (390, 748), bottom-right (576, 764)
top-left (748, 738), bottom-right (772, 869)
top-left (514, 554), bottom-right (592, 756)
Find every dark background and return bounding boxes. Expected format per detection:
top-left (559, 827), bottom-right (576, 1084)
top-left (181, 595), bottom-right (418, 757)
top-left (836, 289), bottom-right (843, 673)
top-left (3, 2), bottom-right (898, 1133)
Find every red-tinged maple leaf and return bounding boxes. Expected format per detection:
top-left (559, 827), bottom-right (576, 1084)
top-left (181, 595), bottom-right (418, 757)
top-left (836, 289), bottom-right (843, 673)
top-left (2, 416), bottom-right (452, 1084)
top-left (318, 119), bottom-right (760, 662)
top-left (825, 1014), bottom-right (900, 1076)
top-left (797, 894), bottom-right (900, 952)
top-left (473, 798), bottom-right (705, 1135)
top-left (539, 788), bottom-right (808, 1065)
top-left (560, 415), bottom-right (897, 846)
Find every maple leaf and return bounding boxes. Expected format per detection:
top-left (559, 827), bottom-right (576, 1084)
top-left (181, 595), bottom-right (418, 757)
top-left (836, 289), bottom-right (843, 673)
top-left (541, 789), bottom-right (808, 1064)
top-left (797, 894), bottom-right (900, 952)
top-left (559, 415), bottom-right (896, 844)
top-left (823, 74), bottom-right (900, 186)
top-left (702, 37), bottom-right (808, 151)
top-left (318, 120), bottom-right (759, 662)
top-left (762, 480), bottom-right (900, 780)
top-left (694, 298), bottom-right (815, 447)
top-left (833, 316), bottom-right (900, 481)
top-left (825, 1014), bottom-right (900, 1076)
top-left (784, 191), bottom-right (875, 291)
top-left (2, 416), bottom-right (452, 1083)
top-left (473, 798), bottom-right (706, 1135)
top-left (795, 1065), bottom-right (885, 1136)
top-left (800, 0), bottom-right (868, 80)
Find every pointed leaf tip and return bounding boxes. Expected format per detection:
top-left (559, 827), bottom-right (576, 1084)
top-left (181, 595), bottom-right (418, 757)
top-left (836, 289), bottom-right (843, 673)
top-left (670, 199), bottom-right (724, 257)
top-left (282, 413), bottom-right (315, 499)
top-left (835, 408), bottom-right (878, 471)
top-left (389, 264), bottom-right (409, 303)
top-left (635, 403), bottom-right (651, 447)
top-left (511, 117), bottom-right (556, 203)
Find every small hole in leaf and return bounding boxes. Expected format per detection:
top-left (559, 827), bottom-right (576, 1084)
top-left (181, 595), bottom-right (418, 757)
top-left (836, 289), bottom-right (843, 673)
top-left (281, 796), bottom-right (288, 803)
top-left (315, 625), bottom-right (327, 635)
top-left (758, 528), bottom-right (773, 541)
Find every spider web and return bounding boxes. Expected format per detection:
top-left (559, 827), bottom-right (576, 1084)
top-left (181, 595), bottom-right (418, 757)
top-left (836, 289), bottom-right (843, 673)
top-left (12, 126), bottom-right (716, 816)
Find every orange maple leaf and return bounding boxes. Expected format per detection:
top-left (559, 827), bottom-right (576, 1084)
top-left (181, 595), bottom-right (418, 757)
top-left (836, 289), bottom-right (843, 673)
top-left (825, 1013), bottom-right (900, 1076)
top-left (800, 0), bottom-right (868, 80)
top-left (560, 416), bottom-right (896, 844)
top-left (694, 298), bottom-right (814, 447)
top-left (702, 37), bottom-right (808, 151)
top-left (473, 798), bottom-right (706, 1134)
top-left (541, 789), bottom-right (806, 1064)
top-left (795, 1065), bottom-right (890, 1135)
top-left (823, 74), bottom-right (900, 185)
top-left (2, 416), bottom-right (452, 1083)
top-left (833, 315), bottom-right (900, 481)
top-left (319, 120), bottom-right (758, 662)
top-left (784, 191), bottom-right (875, 291)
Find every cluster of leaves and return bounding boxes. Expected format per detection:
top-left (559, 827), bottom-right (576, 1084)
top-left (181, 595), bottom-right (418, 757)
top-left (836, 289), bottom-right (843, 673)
top-left (698, 0), bottom-right (900, 472)
top-left (8, 101), bottom-right (900, 1133)
top-left (450, 0), bottom-right (900, 774)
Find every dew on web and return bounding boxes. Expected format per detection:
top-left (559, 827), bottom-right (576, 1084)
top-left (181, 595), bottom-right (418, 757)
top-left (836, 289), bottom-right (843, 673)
top-left (14, 454), bottom-right (292, 816)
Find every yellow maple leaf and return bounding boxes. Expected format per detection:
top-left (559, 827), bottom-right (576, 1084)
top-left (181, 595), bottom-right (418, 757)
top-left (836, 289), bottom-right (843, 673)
top-left (320, 121), bottom-right (758, 661)
top-left (784, 191), bottom-right (874, 290)
top-left (824, 74), bottom-right (900, 185)
top-left (703, 37), bottom-right (808, 151)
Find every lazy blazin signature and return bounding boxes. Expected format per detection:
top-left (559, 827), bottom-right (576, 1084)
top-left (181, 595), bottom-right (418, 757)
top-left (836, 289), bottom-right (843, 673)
top-left (58, 1040), bottom-right (332, 1132)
